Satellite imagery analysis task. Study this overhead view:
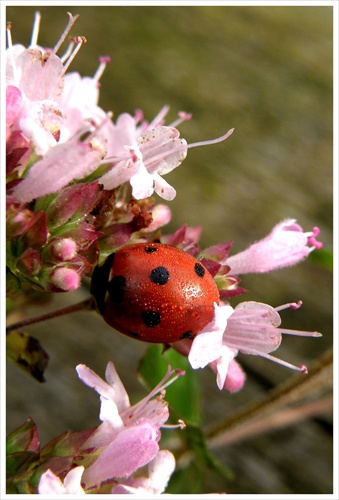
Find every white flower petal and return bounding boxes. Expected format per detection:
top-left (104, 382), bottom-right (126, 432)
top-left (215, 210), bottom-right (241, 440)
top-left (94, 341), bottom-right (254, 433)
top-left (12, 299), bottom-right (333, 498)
top-left (216, 346), bottom-right (238, 390)
top-left (188, 330), bottom-right (223, 369)
top-left (130, 162), bottom-right (155, 199)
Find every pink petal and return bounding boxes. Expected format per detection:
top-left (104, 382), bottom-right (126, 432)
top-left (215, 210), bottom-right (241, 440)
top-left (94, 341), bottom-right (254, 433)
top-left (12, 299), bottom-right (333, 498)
top-left (13, 50), bottom-right (64, 101)
top-left (224, 359), bottom-right (246, 393)
top-left (139, 126), bottom-right (187, 175)
top-left (224, 301), bottom-right (282, 354)
top-left (82, 421), bottom-right (159, 486)
top-left (105, 361), bottom-right (131, 413)
top-left (38, 469), bottom-right (65, 494)
top-left (13, 139), bottom-right (102, 204)
top-left (153, 172), bottom-right (176, 200)
top-left (215, 345), bottom-right (238, 390)
top-left (143, 204), bottom-right (171, 233)
top-left (225, 219), bottom-right (319, 274)
top-left (6, 85), bottom-right (23, 131)
top-left (76, 362), bottom-right (130, 413)
top-left (188, 303), bottom-right (233, 369)
top-left (148, 450), bottom-right (176, 494)
top-left (130, 162), bottom-right (155, 199)
top-left (188, 330), bottom-right (223, 369)
top-left (62, 466), bottom-right (86, 494)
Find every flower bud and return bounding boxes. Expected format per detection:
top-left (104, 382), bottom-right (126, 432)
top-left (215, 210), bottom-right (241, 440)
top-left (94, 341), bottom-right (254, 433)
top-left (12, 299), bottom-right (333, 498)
top-left (50, 238), bottom-right (78, 261)
top-left (49, 267), bottom-right (80, 291)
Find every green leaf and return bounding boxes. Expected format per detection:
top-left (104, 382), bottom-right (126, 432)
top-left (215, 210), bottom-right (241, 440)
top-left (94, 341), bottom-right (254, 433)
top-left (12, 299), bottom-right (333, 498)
top-left (167, 460), bottom-right (204, 494)
top-left (6, 330), bottom-right (49, 382)
top-left (167, 424), bottom-right (232, 494)
top-left (309, 246), bottom-right (333, 270)
top-left (184, 423), bottom-right (233, 480)
top-left (138, 345), bottom-right (202, 424)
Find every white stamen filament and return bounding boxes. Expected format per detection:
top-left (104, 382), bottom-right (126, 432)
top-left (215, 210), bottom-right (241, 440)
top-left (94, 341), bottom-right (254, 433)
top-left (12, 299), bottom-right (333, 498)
top-left (6, 22), bottom-right (13, 49)
top-left (282, 328), bottom-right (322, 338)
top-left (163, 419), bottom-right (186, 430)
top-left (256, 352), bottom-right (308, 373)
top-left (53, 12), bottom-right (79, 55)
top-left (275, 301), bottom-right (302, 312)
top-left (148, 105), bottom-right (170, 128)
top-left (7, 22), bottom-right (20, 86)
top-left (125, 367), bottom-right (185, 417)
top-left (187, 128), bottom-right (235, 149)
top-left (169, 112), bottom-right (192, 128)
top-left (60, 40), bottom-right (75, 63)
top-left (30, 11), bottom-right (41, 47)
top-left (62, 36), bottom-right (86, 74)
top-left (93, 57), bottom-right (111, 82)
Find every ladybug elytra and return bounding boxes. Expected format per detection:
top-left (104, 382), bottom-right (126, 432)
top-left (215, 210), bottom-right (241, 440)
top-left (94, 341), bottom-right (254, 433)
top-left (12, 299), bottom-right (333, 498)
top-left (91, 243), bottom-right (220, 343)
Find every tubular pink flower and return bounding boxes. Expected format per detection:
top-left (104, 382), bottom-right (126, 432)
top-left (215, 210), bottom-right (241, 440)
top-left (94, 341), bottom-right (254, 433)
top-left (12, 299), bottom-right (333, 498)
top-left (76, 362), bottom-right (184, 488)
top-left (99, 124), bottom-right (188, 201)
top-left (38, 466), bottom-right (85, 494)
top-left (225, 219), bottom-right (323, 274)
top-left (188, 301), bottom-right (321, 390)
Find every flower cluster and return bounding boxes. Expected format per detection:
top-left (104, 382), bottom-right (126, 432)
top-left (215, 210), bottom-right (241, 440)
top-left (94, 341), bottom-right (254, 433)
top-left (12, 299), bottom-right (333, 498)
top-left (6, 11), bottom-right (324, 495)
top-left (8, 361), bottom-right (182, 494)
top-left (6, 12), bottom-right (232, 298)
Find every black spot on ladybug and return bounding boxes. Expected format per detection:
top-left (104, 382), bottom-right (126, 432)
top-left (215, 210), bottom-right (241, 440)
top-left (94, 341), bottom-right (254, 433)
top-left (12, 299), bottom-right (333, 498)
top-left (142, 310), bottom-right (161, 327)
top-left (194, 262), bottom-right (205, 278)
top-left (180, 330), bottom-right (195, 339)
top-left (145, 246), bottom-right (158, 253)
top-left (108, 275), bottom-right (126, 303)
top-left (150, 266), bottom-right (170, 285)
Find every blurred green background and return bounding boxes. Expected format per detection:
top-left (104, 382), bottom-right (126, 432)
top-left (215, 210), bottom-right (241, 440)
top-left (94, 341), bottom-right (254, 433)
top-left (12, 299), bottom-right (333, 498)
top-left (6, 5), bottom-right (333, 494)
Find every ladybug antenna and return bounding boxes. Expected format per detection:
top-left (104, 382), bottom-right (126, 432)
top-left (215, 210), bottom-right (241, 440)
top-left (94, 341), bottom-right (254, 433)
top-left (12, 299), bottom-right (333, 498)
top-left (6, 297), bottom-right (95, 334)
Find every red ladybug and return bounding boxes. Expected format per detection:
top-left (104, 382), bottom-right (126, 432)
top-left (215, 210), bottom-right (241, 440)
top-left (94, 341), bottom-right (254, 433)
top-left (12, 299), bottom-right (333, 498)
top-left (91, 242), bottom-right (220, 343)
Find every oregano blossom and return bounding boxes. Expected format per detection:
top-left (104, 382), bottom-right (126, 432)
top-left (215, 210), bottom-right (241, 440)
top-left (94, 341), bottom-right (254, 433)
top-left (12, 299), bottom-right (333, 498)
top-left (75, 361), bottom-right (184, 489)
top-left (187, 301), bottom-right (321, 390)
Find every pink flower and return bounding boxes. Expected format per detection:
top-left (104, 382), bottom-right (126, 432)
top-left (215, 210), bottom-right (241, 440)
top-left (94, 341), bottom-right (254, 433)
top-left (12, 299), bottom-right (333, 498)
top-left (38, 466), bottom-right (85, 494)
top-left (225, 219), bottom-right (323, 274)
top-left (99, 114), bottom-right (188, 201)
top-left (188, 301), bottom-right (321, 390)
top-left (76, 362), bottom-right (184, 488)
top-left (111, 450), bottom-right (176, 495)
top-left (12, 136), bottom-right (104, 204)
top-left (7, 14), bottom-right (234, 205)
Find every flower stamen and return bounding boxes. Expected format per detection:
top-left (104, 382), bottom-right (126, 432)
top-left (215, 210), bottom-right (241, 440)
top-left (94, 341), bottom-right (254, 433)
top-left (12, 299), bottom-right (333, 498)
top-left (275, 300), bottom-right (303, 312)
top-left (308, 227), bottom-right (323, 249)
top-left (170, 111), bottom-right (192, 128)
top-left (62, 36), bottom-right (87, 74)
top-left (163, 419), bottom-right (186, 430)
top-left (53, 12), bottom-right (79, 55)
top-left (256, 352), bottom-right (309, 373)
top-left (187, 128), bottom-right (234, 149)
top-left (281, 328), bottom-right (322, 337)
top-left (30, 11), bottom-right (41, 47)
top-left (93, 56), bottom-right (111, 82)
